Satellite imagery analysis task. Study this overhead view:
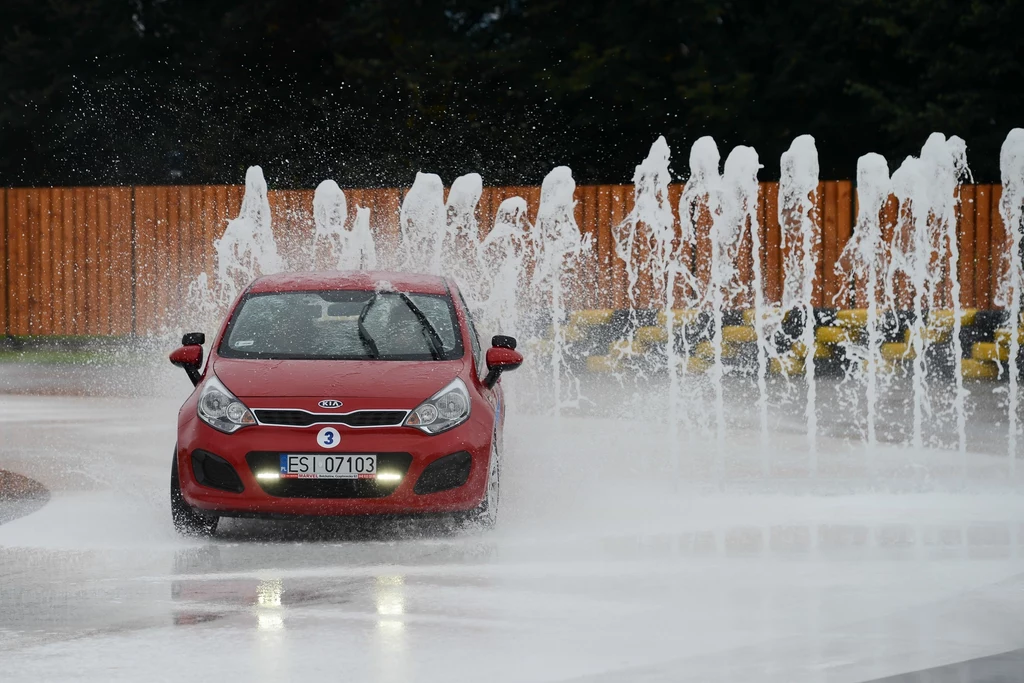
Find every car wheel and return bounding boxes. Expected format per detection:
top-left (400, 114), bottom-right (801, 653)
top-left (458, 441), bottom-right (500, 529)
top-left (170, 451), bottom-right (219, 537)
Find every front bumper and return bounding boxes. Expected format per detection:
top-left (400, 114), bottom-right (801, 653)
top-left (176, 414), bottom-right (491, 517)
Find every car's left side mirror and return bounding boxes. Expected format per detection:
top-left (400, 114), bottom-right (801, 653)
top-left (170, 332), bottom-right (205, 387)
top-left (483, 346), bottom-right (523, 389)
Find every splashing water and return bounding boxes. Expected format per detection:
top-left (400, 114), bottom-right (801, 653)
top-left (722, 146), bottom-right (768, 457)
top-left (533, 166), bottom-right (591, 414)
top-left (615, 137), bottom-right (682, 467)
top-left (678, 137), bottom-right (724, 445)
top-left (313, 180), bottom-right (377, 270)
top-left (188, 166), bottom-right (283, 326)
top-left (837, 153), bottom-right (891, 447)
top-left (183, 131), bottom-right (1024, 483)
top-left (779, 135), bottom-right (821, 467)
top-left (999, 128), bottom-right (1024, 469)
top-left (479, 197), bottom-right (530, 337)
top-left (400, 172), bottom-right (447, 274)
top-left (443, 174), bottom-right (486, 308)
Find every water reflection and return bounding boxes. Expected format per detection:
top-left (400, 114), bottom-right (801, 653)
top-left (256, 578), bottom-right (284, 631)
top-left (374, 574), bottom-right (408, 681)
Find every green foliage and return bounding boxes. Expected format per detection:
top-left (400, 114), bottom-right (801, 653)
top-left (0, 0), bottom-right (1020, 187)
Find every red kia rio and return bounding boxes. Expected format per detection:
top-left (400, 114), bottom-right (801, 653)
top-left (168, 271), bottom-right (523, 536)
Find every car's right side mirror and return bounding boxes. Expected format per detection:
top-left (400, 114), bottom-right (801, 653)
top-left (170, 332), bottom-right (205, 387)
top-left (483, 345), bottom-right (523, 388)
top-left (492, 335), bottom-right (517, 350)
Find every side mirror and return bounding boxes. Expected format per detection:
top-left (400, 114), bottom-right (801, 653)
top-left (182, 332), bottom-right (205, 346)
top-left (492, 335), bottom-right (517, 350)
top-left (483, 346), bottom-right (523, 388)
top-left (170, 344), bottom-right (204, 387)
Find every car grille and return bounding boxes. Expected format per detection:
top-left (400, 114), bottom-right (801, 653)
top-left (245, 452), bottom-right (414, 498)
top-left (253, 409), bottom-right (406, 428)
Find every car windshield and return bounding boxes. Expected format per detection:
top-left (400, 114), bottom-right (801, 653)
top-left (219, 289), bottom-right (463, 361)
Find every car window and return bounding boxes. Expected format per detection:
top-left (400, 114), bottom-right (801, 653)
top-left (220, 290), bottom-right (464, 361)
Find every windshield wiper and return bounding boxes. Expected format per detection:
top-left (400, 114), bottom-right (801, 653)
top-left (397, 292), bottom-right (445, 360)
top-left (356, 294), bottom-right (380, 359)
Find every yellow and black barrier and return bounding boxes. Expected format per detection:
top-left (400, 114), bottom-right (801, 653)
top-left (554, 307), bottom-right (1019, 380)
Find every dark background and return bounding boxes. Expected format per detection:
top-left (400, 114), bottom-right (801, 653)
top-left (0, 0), bottom-right (1020, 188)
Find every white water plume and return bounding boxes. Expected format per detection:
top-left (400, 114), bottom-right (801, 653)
top-left (400, 172), bottom-right (447, 274)
top-left (837, 153), bottom-right (891, 446)
top-left (312, 180), bottom-right (377, 271)
top-left (615, 136), bottom-right (682, 467)
top-left (444, 174), bottom-right (486, 308)
top-left (779, 135), bottom-right (821, 465)
top-left (480, 197), bottom-right (530, 337)
top-left (722, 146), bottom-right (768, 454)
top-left (178, 133), bottom-right (1024, 477)
top-left (533, 166), bottom-right (591, 414)
top-left (187, 165), bottom-right (283, 326)
top-left (999, 128), bottom-right (1024, 467)
top-left (679, 137), bottom-right (726, 465)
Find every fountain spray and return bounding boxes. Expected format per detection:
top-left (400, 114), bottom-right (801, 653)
top-left (779, 136), bottom-right (821, 468)
top-left (999, 129), bottom-right (1024, 469)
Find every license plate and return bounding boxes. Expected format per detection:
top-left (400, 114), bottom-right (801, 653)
top-left (279, 454), bottom-right (377, 479)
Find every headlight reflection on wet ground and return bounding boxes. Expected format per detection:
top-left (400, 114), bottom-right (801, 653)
top-left (255, 578), bottom-right (284, 631)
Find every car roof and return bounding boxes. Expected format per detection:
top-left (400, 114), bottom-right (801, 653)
top-left (247, 271), bottom-right (452, 296)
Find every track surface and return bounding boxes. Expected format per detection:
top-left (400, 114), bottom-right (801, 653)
top-left (2, 368), bottom-right (1024, 682)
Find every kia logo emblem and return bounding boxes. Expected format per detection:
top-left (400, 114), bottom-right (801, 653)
top-left (318, 400), bottom-right (343, 409)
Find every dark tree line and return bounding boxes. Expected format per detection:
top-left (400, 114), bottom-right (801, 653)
top-left (0, 0), bottom-right (1021, 188)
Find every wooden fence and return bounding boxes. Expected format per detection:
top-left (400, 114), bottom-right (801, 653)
top-left (0, 182), bottom-right (1013, 337)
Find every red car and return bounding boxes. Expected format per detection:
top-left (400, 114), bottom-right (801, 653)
top-left (168, 271), bottom-right (523, 536)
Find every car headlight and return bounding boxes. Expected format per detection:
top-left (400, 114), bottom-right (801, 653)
top-left (197, 374), bottom-right (256, 434)
top-left (404, 378), bottom-right (471, 434)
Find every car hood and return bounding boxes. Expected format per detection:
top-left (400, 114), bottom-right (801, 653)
top-left (211, 357), bottom-right (466, 402)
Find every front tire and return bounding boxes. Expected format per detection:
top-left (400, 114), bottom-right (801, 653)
top-left (458, 442), bottom-right (500, 529)
top-left (171, 452), bottom-right (219, 537)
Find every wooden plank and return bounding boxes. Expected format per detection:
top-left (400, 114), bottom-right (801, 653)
top-left (168, 186), bottom-right (182, 323)
top-left (0, 189), bottom-right (6, 335)
top-left (133, 187), bottom-right (157, 335)
top-left (691, 186), bottom-right (713, 308)
top-left (477, 187), bottom-right (493, 240)
top-left (990, 185), bottom-right (1007, 309)
top-left (107, 187), bottom-right (133, 335)
top-left (151, 186), bottom-right (168, 329)
top-left (811, 182), bottom-right (825, 308)
top-left (734, 191), bottom-right (754, 310)
top-left (594, 185), bottom-right (614, 309)
top-left (97, 188), bottom-right (111, 334)
top-left (228, 184), bottom-right (244, 217)
top-left (957, 185), bottom-right (976, 308)
top-left (609, 185), bottom-right (629, 310)
top-left (575, 185), bottom-right (598, 310)
top-left (200, 186), bottom-right (217, 274)
top-left (176, 187), bottom-right (193, 288)
top-left (85, 188), bottom-right (100, 335)
top-left (40, 190), bottom-right (56, 334)
top-left (822, 181), bottom-right (839, 307)
top-left (10, 190), bottom-right (29, 335)
top-left (213, 185), bottom-right (230, 275)
top-left (30, 190), bottom-right (51, 335)
top-left (763, 182), bottom-right (781, 305)
top-left (61, 191), bottom-right (76, 336)
top-left (835, 181), bottom-right (854, 309)
top-left (879, 194), bottom-right (898, 310)
top-left (379, 187), bottom-right (403, 262)
top-left (70, 189), bottom-right (85, 335)
top-left (667, 183), bottom-right (686, 307)
top-left (23, 189), bottom-right (40, 334)
top-left (975, 185), bottom-right (992, 309)
top-left (47, 189), bottom-right (64, 334)
top-left (753, 183), bottom-right (767, 308)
